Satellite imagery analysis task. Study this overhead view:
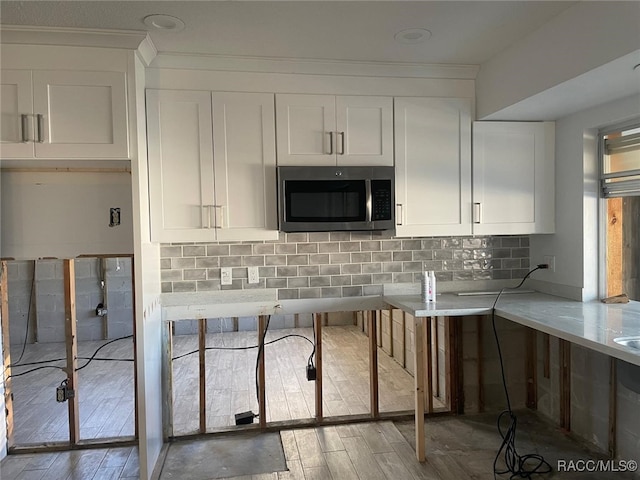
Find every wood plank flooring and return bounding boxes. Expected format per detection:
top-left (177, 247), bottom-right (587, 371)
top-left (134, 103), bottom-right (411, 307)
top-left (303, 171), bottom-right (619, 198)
top-left (9, 337), bottom-right (135, 444)
top-left (3, 412), bottom-right (635, 479)
top-left (171, 325), bottom-right (444, 435)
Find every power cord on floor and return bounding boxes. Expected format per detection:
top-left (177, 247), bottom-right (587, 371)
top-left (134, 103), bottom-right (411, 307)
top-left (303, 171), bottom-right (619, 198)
top-left (492, 264), bottom-right (552, 479)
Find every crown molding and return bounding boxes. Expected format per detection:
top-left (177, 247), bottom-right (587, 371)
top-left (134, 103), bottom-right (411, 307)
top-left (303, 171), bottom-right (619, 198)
top-left (0, 25), bottom-right (154, 53)
top-left (150, 52), bottom-right (480, 79)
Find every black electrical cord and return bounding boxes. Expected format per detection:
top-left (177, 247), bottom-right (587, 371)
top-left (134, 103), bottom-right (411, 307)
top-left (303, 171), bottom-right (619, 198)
top-left (309, 315), bottom-right (316, 369)
top-left (491, 265), bottom-right (552, 479)
top-left (7, 364), bottom-right (67, 379)
top-left (75, 335), bottom-right (134, 371)
top-left (171, 333), bottom-right (315, 361)
top-left (10, 261), bottom-right (36, 367)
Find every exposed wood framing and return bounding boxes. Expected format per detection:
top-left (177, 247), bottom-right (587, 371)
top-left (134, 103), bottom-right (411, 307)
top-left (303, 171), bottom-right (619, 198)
top-left (368, 310), bottom-right (379, 418)
top-left (608, 358), bottom-right (617, 458)
top-left (543, 333), bottom-right (550, 379)
top-left (525, 328), bottom-right (537, 410)
top-left (199, 318), bottom-right (207, 433)
top-left (445, 317), bottom-right (463, 414)
top-left (131, 257), bottom-right (139, 440)
top-left (424, 318), bottom-right (433, 414)
top-left (606, 197), bottom-right (623, 297)
top-left (477, 316), bottom-right (484, 413)
top-left (413, 314), bottom-right (426, 462)
top-left (162, 321), bottom-right (174, 440)
top-left (400, 310), bottom-right (406, 368)
top-left (388, 306), bottom-right (394, 358)
top-left (1, 261), bottom-right (14, 449)
top-left (101, 258), bottom-right (108, 340)
top-left (30, 260), bottom-right (39, 343)
top-left (559, 339), bottom-right (571, 431)
top-left (314, 313), bottom-right (323, 420)
top-left (63, 259), bottom-right (80, 444)
top-left (232, 317), bottom-right (239, 332)
top-left (258, 315), bottom-right (267, 428)
top-left (433, 317), bottom-right (439, 398)
top-left (294, 314), bottom-right (299, 329)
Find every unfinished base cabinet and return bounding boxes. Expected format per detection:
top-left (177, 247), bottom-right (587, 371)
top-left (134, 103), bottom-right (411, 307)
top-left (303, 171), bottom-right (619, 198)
top-left (0, 69), bottom-right (128, 159)
top-left (146, 89), bottom-right (278, 243)
top-left (394, 97), bottom-right (473, 237)
top-left (472, 121), bottom-right (555, 234)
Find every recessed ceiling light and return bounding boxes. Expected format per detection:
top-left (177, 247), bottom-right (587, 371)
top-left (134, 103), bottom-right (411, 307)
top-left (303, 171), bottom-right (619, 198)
top-left (394, 28), bottom-right (432, 45)
top-left (143, 14), bottom-right (185, 32)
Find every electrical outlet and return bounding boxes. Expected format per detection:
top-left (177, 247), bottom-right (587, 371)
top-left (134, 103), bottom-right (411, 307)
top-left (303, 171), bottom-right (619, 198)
top-left (221, 267), bottom-right (233, 285)
top-left (248, 266), bottom-right (259, 284)
top-left (543, 255), bottom-right (556, 272)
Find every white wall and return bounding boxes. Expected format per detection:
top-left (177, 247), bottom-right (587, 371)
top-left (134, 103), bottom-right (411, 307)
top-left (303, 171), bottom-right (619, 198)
top-left (530, 94), bottom-right (640, 300)
top-left (476, 1), bottom-right (640, 119)
top-left (129, 53), bottom-right (163, 480)
top-left (1, 171), bottom-right (133, 259)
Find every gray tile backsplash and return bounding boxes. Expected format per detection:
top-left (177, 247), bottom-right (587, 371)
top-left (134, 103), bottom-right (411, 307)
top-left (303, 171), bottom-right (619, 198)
top-left (160, 232), bottom-right (530, 299)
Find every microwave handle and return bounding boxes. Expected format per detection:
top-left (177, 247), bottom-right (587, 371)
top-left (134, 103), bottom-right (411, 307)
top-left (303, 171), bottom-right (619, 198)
top-left (365, 179), bottom-right (372, 223)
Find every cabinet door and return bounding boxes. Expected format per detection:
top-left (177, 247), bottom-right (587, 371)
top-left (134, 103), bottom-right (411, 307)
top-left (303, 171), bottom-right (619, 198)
top-left (394, 97), bottom-right (472, 237)
top-left (0, 70), bottom-right (34, 158)
top-left (33, 70), bottom-right (128, 158)
top-left (275, 94), bottom-right (336, 166)
top-left (212, 92), bottom-right (279, 241)
top-left (336, 96), bottom-right (393, 166)
top-left (146, 89), bottom-right (216, 243)
top-left (472, 122), bottom-right (555, 234)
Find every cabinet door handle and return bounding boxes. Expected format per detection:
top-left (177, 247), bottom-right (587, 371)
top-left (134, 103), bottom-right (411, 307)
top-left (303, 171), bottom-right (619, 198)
top-left (202, 205), bottom-right (215, 229)
top-left (213, 205), bottom-right (225, 229)
top-left (473, 203), bottom-right (481, 224)
top-left (36, 114), bottom-right (44, 143)
top-left (327, 131), bottom-right (334, 155)
top-left (396, 204), bottom-right (403, 226)
top-left (338, 131), bottom-right (345, 155)
top-left (21, 114), bottom-right (29, 142)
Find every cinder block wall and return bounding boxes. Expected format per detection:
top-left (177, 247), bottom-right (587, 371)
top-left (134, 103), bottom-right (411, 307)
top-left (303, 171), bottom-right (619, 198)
top-left (6, 258), bottom-right (133, 344)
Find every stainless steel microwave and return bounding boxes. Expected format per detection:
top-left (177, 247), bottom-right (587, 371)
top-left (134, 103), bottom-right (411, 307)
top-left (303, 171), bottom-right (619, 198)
top-left (278, 166), bottom-right (395, 232)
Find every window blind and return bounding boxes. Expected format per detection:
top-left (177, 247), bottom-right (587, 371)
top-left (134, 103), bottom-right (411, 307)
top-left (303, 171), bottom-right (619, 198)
top-left (601, 126), bottom-right (640, 198)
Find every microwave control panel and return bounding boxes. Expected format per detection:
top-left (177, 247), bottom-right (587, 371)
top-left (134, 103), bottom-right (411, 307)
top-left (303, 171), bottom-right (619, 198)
top-left (371, 180), bottom-right (392, 221)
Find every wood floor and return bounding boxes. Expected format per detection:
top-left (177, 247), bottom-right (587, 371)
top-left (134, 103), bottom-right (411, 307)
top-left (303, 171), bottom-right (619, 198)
top-left (170, 325), bottom-right (444, 435)
top-left (3, 412), bottom-right (634, 479)
top-left (9, 337), bottom-right (135, 444)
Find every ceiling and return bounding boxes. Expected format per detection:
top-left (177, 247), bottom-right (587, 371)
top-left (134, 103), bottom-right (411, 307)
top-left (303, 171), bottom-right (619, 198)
top-left (0, 1), bottom-right (577, 65)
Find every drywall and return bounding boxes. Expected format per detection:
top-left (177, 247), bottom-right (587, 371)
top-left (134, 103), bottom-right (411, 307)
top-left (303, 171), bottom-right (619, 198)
top-left (476, 1), bottom-right (640, 119)
top-left (129, 53), bottom-right (163, 480)
top-left (1, 171), bottom-right (133, 260)
top-left (530, 94), bottom-right (640, 301)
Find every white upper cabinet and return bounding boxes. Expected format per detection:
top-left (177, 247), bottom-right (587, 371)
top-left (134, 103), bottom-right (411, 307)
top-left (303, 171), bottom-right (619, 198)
top-left (0, 69), bottom-right (128, 159)
top-left (147, 89), bottom-right (278, 243)
top-left (276, 94), bottom-right (393, 166)
top-left (472, 121), bottom-right (555, 235)
top-left (394, 97), bottom-right (472, 237)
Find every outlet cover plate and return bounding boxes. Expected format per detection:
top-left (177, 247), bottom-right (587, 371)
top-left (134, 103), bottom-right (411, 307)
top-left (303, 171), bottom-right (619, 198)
top-left (248, 266), bottom-right (259, 284)
top-left (221, 267), bottom-right (233, 285)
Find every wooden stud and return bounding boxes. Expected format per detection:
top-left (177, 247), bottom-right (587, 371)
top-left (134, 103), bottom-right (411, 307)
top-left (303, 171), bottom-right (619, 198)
top-left (543, 333), bottom-right (550, 379)
top-left (559, 339), bottom-right (571, 431)
top-left (293, 314), bottom-right (299, 329)
top-left (368, 310), bottom-right (379, 418)
top-left (606, 197), bottom-right (623, 297)
top-left (433, 317), bottom-right (439, 398)
top-left (400, 310), bottom-right (406, 368)
top-left (608, 357), bottom-right (617, 458)
top-left (258, 315), bottom-right (267, 428)
top-left (323, 312), bottom-right (329, 327)
top-left (314, 313), bottom-right (323, 420)
top-left (162, 321), bottom-right (174, 440)
top-left (445, 317), bottom-right (463, 414)
top-left (232, 316), bottom-right (239, 332)
top-left (100, 258), bottom-right (108, 340)
top-left (130, 257), bottom-right (139, 440)
top-left (63, 259), bottom-right (80, 444)
top-left (525, 328), bottom-right (537, 410)
top-left (413, 315), bottom-right (426, 462)
top-left (1, 261), bottom-right (14, 449)
top-left (31, 260), bottom-right (39, 343)
top-left (425, 318), bottom-right (433, 414)
top-left (198, 318), bottom-right (207, 433)
top-left (376, 310), bottom-right (382, 347)
top-left (477, 316), bottom-right (484, 413)
top-left (388, 307), bottom-right (394, 358)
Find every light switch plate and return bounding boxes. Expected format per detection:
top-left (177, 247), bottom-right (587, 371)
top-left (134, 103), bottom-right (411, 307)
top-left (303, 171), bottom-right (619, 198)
top-left (221, 267), bottom-right (233, 285)
top-left (248, 266), bottom-right (259, 284)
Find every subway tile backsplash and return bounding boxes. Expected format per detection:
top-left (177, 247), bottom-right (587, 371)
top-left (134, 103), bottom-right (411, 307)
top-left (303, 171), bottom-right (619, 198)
top-left (160, 232), bottom-right (530, 299)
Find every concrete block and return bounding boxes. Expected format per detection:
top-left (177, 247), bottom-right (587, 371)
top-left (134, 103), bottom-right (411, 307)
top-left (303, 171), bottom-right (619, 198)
top-left (238, 316), bottom-right (257, 331)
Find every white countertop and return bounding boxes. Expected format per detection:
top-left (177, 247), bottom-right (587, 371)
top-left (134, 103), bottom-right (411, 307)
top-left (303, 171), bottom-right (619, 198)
top-left (384, 292), bottom-right (640, 367)
top-left (161, 289), bottom-right (640, 366)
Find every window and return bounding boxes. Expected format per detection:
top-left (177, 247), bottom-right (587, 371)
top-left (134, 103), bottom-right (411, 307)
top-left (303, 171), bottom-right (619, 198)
top-left (601, 125), bottom-right (640, 301)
